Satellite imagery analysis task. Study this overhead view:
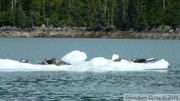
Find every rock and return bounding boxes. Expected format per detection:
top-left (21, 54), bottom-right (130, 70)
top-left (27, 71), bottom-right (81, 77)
top-left (169, 29), bottom-right (174, 33)
top-left (0, 26), bottom-right (180, 39)
top-left (41, 24), bottom-right (46, 28)
top-left (156, 25), bottom-right (171, 32)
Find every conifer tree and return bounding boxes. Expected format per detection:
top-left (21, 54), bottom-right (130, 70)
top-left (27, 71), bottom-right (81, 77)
top-left (15, 0), bottom-right (28, 28)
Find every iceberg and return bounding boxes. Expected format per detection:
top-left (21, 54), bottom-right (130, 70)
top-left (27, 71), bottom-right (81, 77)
top-left (61, 50), bottom-right (87, 65)
top-left (0, 50), bottom-right (169, 72)
top-left (88, 57), bottom-right (108, 67)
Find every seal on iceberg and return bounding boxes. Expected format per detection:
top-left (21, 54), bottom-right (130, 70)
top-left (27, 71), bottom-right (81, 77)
top-left (41, 59), bottom-right (48, 65)
top-left (41, 58), bottom-right (70, 66)
top-left (20, 59), bottom-right (28, 63)
top-left (133, 58), bottom-right (147, 63)
top-left (113, 58), bottom-right (122, 62)
top-left (132, 58), bottom-right (157, 63)
top-left (46, 58), bottom-right (56, 64)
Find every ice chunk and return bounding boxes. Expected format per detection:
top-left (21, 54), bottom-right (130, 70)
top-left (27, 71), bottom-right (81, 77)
top-left (0, 58), bottom-right (169, 72)
top-left (88, 57), bottom-right (108, 67)
top-left (61, 50), bottom-right (87, 65)
top-left (0, 50), bottom-right (169, 72)
top-left (112, 54), bottom-right (119, 60)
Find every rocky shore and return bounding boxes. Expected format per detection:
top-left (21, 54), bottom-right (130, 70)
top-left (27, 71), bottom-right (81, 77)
top-left (0, 25), bottom-right (180, 39)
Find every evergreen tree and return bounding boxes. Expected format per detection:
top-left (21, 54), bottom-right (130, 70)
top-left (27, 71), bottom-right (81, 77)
top-left (0, 0), bottom-right (179, 29)
top-left (49, 12), bottom-right (59, 27)
top-left (4, 9), bottom-right (15, 26)
top-left (15, 0), bottom-right (28, 28)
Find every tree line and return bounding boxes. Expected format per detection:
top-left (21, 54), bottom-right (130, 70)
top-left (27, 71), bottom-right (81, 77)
top-left (0, 0), bottom-right (179, 30)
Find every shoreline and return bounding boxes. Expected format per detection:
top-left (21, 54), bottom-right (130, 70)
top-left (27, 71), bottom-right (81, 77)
top-left (0, 26), bottom-right (180, 39)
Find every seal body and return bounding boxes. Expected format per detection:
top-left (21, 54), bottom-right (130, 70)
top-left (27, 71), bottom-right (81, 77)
top-left (20, 59), bottom-right (28, 63)
top-left (133, 58), bottom-right (147, 63)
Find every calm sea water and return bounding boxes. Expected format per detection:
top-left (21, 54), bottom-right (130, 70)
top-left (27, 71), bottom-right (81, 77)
top-left (0, 38), bottom-right (180, 100)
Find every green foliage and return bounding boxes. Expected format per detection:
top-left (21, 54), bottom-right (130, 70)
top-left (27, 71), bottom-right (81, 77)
top-left (0, 0), bottom-right (179, 29)
top-left (49, 12), bottom-right (59, 27)
top-left (4, 9), bottom-right (15, 26)
top-left (0, 13), bottom-right (4, 26)
top-left (15, 1), bottom-right (28, 28)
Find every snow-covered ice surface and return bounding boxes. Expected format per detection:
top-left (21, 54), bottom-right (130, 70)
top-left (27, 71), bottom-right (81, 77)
top-left (0, 50), bottom-right (169, 72)
top-left (61, 50), bottom-right (87, 65)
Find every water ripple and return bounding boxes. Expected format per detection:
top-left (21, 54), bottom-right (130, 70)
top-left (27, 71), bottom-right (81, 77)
top-left (0, 70), bottom-right (179, 100)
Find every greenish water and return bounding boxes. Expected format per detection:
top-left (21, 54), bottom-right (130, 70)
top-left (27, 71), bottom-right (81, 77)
top-left (0, 38), bottom-right (180, 100)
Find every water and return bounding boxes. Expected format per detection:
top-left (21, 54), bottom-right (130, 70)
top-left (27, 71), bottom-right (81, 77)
top-left (0, 38), bottom-right (180, 100)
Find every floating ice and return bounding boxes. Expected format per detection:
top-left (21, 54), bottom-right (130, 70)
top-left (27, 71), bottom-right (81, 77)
top-left (112, 54), bottom-right (119, 60)
top-left (88, 57), bottom-right (108, 67)
top-left (61, 50), bottom-right (87, 65)
top-left (0, 50), bottom-right (169, 72)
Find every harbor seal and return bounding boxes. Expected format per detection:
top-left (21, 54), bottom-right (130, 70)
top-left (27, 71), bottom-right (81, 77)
top-left (41, 58), bottom-right (70, 66)
top-left (133, 58), bottom-right (147, 63)
top-left (113, 58), bottom-right (122, 62)
top-left (41, 59), bottom-right (48, 65)
top-left (20, 59), bottom-right (28, 63)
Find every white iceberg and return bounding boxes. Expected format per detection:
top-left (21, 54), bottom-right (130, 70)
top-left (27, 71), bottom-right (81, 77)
top-left (0, 50), bottom-right (169, 72)
top-left (61, 50), bottom-right (87, 65)
top-left (88, 57), bottom-right (108, 67)
top-left (111, 54), bottom-right (119, 60)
